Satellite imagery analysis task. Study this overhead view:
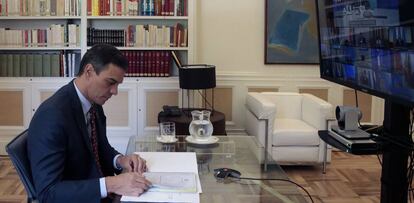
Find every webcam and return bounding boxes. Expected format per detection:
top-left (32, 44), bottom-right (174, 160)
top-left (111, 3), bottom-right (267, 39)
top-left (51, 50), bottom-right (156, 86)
top-left (335, 106), bottom-right (362, 131)
top-left (213, 168), bottom-right (241, 180)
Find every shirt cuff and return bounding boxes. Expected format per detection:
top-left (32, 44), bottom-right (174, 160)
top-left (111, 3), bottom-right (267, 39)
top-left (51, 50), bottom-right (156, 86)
top-left (99, 178), bottom-right (107, 198)
top-left (113, 154), bottom-right (123, 170)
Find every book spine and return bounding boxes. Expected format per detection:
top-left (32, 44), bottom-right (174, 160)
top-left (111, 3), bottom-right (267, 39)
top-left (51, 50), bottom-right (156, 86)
top-left (6, 54), bottom-right (13, 77)
top-left (115, 0), bottom-right (121, 15)
top-left (139, 51), bottom-right (144, 76)
top-left (132, 51), bottom-right (137, 76)
top-left (13, 54), bottom-right (20, 77)
top-left (20, 54), bottom-right (27, 77)
top-left (50, 0), bottom-right (57, 16)
top-left (165, 50), bottom-right (170, 76)
top-left (42, 54), bottom-right (51, 76)
top-left (92, 0), bottom-right (99, 16)
top-left (168, 0), bottom-right (173, 16)
top-left (33, 54), bottom-right (42, 76)
top-left (51, 53), bottom-right (60, 76)
top-left (159, 51), bottom-right (164, 77)
top-left (183, 0), bottom-right (186, 16)
top-left (155, 51), bottom-right (160, 77)
top-left (56, 0), bottom-right (64, 16)
top-left (0, 54), bottom-right (6, 77)
top-left (27, 54), bottom-right (34, 77)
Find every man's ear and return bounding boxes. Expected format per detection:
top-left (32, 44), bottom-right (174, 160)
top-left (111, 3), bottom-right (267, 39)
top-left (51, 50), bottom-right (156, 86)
top-left (84, 64), bottom-right (94, 78)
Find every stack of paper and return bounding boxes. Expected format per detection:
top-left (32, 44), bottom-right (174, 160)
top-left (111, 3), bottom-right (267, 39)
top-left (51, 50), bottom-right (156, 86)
top-left (121, 152), bottom-right (201, 203)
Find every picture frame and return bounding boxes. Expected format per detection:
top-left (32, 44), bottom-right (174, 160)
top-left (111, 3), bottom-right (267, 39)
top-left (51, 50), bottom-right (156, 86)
top-left (265, 0), bottom-right (320, 64)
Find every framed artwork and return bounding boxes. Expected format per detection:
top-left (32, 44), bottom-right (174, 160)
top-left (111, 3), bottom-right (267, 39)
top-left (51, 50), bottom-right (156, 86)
top-left (265, 0), bottom-right (319, 64)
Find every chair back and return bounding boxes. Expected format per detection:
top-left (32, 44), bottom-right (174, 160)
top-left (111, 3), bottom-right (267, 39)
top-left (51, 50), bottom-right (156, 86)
top-left (262, 92), bottom-right (303, 119)
top-left (6, 130), bottom-right (37, 201)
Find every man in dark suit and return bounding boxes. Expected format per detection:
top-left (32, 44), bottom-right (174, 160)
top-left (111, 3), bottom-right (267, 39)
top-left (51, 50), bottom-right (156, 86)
top-left (27, 44), bottom-right (151, 203)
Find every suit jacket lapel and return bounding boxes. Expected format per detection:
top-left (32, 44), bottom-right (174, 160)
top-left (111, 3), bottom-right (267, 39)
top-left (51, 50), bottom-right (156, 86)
top-left (69, 80), bottom-right (93, 154)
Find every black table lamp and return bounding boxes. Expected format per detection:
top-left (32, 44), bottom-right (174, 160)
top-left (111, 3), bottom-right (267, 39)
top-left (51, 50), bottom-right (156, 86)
top-left (178, 64), bottom-right (216, 111)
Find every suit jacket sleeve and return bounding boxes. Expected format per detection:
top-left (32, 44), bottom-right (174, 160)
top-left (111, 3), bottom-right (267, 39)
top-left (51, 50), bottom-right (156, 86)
top-left (28, 108), bottom-right (101, 203)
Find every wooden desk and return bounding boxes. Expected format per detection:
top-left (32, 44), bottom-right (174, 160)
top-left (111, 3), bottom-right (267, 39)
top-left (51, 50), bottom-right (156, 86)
top-left (158, 108), bottom-right (226, 135)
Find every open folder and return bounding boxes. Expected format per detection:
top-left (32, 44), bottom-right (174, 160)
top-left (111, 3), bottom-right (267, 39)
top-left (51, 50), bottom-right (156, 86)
top-left (120, 152), bottom-right (201, 203)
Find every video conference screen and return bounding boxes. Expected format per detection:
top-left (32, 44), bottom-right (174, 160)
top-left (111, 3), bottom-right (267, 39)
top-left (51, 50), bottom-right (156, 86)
top-left (317, 0), bottom-right (414, 105)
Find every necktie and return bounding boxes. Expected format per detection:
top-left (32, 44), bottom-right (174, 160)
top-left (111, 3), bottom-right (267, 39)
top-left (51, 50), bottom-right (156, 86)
top-left (89, 105), bottom-right (103, 176)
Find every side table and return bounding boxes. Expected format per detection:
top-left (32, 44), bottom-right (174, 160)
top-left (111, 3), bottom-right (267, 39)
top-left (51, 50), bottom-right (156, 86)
top-left (158, 108), bottom-right (226, 135)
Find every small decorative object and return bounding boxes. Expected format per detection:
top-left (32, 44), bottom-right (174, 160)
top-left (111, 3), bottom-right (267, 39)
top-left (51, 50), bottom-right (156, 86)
top-left (265, 0), bottom-right (319, 64)
top-left (189, 110), bottom-right (213, 141)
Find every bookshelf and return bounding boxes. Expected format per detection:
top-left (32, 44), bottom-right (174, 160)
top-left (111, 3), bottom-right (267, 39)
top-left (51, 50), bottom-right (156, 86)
top-left (0, 0), bottom-right (193, 78)
top-left (0, 0), bottom-right (195, 145)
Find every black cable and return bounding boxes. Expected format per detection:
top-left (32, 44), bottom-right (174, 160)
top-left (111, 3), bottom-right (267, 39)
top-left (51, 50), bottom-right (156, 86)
top-left (235, 177), bottom-right (314, 203)
top-left (197, 90), bottom-right (213, 109)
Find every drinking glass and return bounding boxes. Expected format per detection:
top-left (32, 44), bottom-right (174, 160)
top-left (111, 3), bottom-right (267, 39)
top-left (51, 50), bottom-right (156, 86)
top-left (159, 122), bottom-right (176, 142)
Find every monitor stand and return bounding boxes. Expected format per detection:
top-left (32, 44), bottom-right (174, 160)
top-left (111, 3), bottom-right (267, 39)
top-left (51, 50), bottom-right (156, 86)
top-left (331, 125), bottom-right (371, 139)
top-left (380, 100), bottom-right (411, 203)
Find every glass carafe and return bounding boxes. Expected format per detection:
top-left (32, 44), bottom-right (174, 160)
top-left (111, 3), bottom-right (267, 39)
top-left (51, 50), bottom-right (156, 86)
top-left (189, 110), bottom-right (213, 140)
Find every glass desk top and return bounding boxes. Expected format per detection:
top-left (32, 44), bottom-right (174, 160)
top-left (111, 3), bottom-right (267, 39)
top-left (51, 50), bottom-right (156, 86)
top-left (126, 135), bottom-right (306, 203)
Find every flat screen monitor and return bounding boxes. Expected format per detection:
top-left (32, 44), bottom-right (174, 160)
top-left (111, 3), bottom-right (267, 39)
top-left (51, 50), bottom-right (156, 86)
top-left (316, 0), bottom-right (414, 106)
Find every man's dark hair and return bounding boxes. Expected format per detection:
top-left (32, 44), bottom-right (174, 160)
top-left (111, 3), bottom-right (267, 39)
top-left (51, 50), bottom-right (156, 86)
top-left (77, 44), bottom-right (128, 76)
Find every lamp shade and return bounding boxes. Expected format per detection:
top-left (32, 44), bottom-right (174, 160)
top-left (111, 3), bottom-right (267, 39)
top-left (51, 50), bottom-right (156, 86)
top-left (179, 65), bottom-right (216, 89)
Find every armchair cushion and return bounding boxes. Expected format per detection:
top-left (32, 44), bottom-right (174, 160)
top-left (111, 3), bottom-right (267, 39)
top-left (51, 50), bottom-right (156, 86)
top-left (273, 118), bottom-right (320, 146)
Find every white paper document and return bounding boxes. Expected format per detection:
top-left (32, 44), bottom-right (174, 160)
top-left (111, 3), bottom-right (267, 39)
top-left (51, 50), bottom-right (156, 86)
top-left (121, 152), bottom-right (201, 203)
top-left (145, 172), bottom-right (197, 193)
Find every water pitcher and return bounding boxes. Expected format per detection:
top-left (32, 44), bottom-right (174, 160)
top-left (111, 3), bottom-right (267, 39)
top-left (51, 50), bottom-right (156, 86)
top-left (189, 110), bottom-right (213, 140)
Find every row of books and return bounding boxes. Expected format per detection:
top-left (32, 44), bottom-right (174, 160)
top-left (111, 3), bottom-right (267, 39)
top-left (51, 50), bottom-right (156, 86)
top-left (0, 0), bottom-right (81, 16)
top-left (122, 50), bottom-right (172, 77)
top-left (0, 50), bottom-right (176, 78)
top-left (0, 52), bottom-right (81, 77)
top-left (88, 0), bottom-right (187, 16)
top-left (0, 24), bottom-right (80, 47)
top-left (322, 26), bottom-right (414, 49)
top-left (87, 23), bottom-right (187, 47)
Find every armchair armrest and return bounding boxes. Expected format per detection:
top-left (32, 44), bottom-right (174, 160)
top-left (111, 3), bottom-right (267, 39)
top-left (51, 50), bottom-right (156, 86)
top-left (245, 92), bottom-right (276, 119)
top-left (301, 94), bottom-right (333, 130)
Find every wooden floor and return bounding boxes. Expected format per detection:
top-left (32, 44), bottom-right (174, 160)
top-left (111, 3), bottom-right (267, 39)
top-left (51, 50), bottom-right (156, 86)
top-left (283, 150), bottom-right (381, 203)
top-left (0, 156), bottom-right (27, 203)
top-left (0, 151), bottom-right (381, 203)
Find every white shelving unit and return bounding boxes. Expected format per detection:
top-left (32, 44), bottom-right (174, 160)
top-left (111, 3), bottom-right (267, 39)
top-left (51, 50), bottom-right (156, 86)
top-left (0, 0), bottom-right (196, 152)
top-left (0, 0), bottom-right (194, 64)
top-left (0, 47), bottom-right (81, 50)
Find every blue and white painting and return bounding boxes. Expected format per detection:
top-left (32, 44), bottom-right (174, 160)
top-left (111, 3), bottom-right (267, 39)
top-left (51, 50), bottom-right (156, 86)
top-left (266, 0), bottom-right (319, 64)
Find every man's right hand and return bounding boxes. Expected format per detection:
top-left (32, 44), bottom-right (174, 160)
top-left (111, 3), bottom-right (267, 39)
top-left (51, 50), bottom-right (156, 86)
top-left (105, 172), bottom-right (151, 196)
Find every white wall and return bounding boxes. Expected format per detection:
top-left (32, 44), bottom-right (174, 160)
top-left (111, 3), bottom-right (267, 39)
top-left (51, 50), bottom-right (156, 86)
top-left (195, 0), bottom-right (320, 77)
top-left (193, 0), bottom-right (384, 130)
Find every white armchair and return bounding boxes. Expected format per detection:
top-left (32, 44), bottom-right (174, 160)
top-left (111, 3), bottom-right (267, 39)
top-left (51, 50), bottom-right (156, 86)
top-left (245, 92), bottom-right (333, 166)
